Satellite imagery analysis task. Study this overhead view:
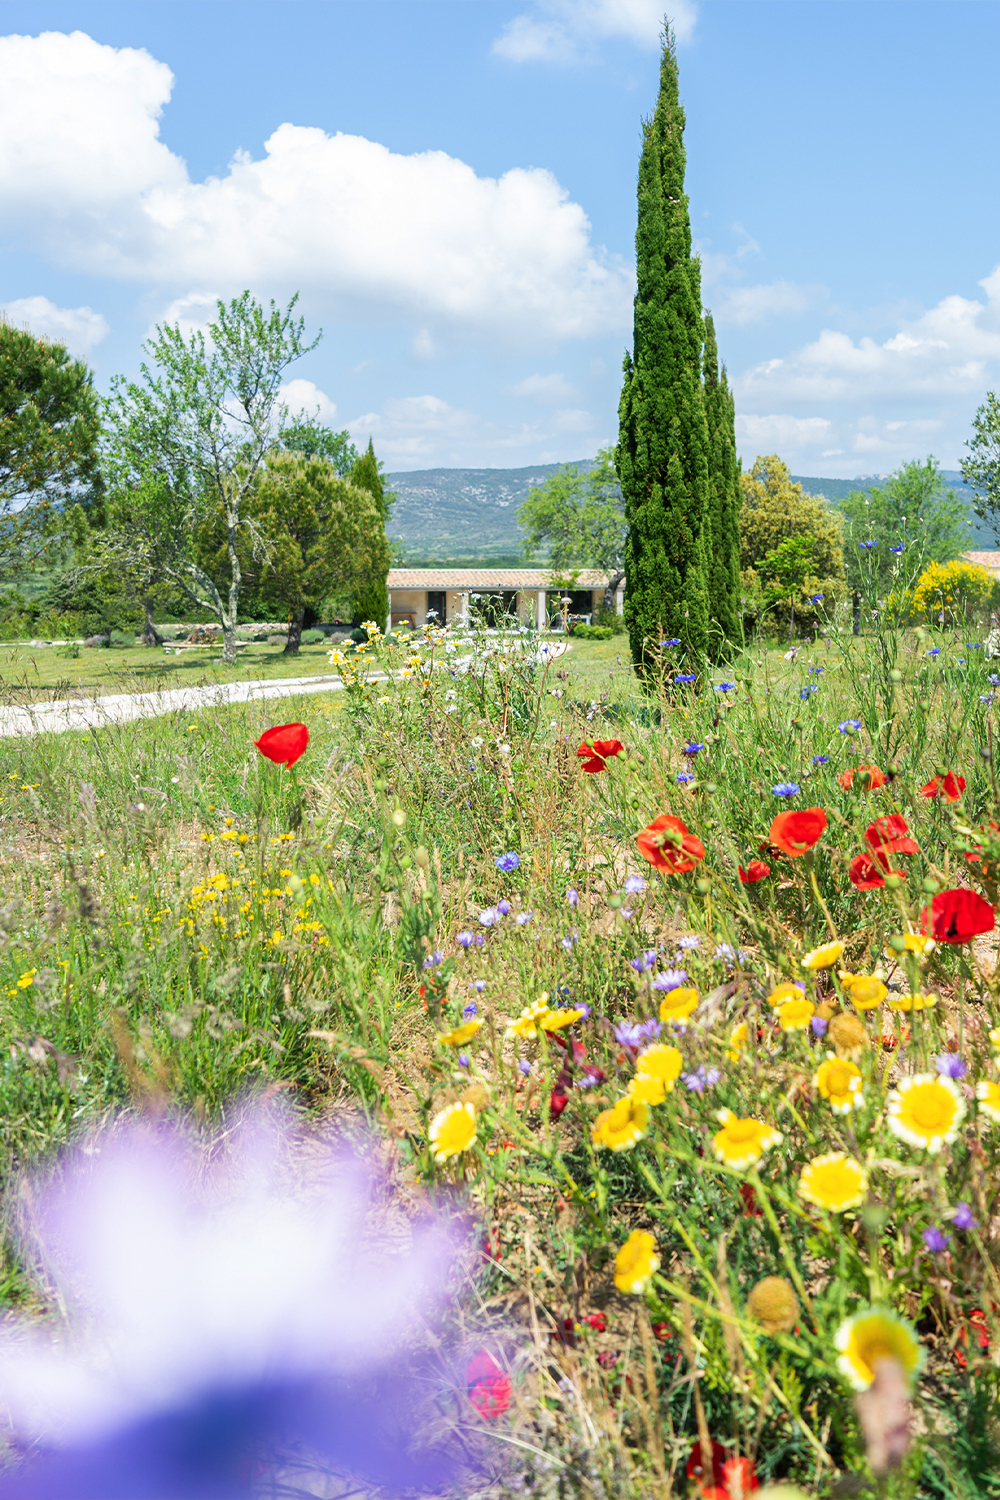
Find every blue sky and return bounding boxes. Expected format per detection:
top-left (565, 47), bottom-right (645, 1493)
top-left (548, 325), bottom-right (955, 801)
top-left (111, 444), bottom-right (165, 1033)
top-left (1, 0), bottom-right (998, 477)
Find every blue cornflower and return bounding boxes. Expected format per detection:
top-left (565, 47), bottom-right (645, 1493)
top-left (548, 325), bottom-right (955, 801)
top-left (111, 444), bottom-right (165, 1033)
top-left (772, 781), bottom-right (800, 797)
top-left (808, 666), bottom-right (825, 674)
top-left (675, 673), bottom-right (697, 684)
top-left (926, 647), bottom-right (940, 658)
top-left (923, 1225), bottom-right (950, 1255)
top-left (676, 772), bottom-right (695, 784)
top-left (683, 741), bottom-right (705, 756)
top-left (714, 681), bottom-right (735, 693)
top-left (966, 642), bottom-right (983, 649)
top-left (463, 1001), bottom-right (478, 1018)
top-left (660, 637), bottom-right (681, 647)
top-left (799, 686), bottom-right (818, 699)
top-left (837, 719), bottom-right (862, 733)
top-left (812, 755), bottom-right (830, 764)
top-left (937, 1054), bottom-right (967, 1079)
top-left (958, 659), bottom-right (967, 666)
top-left (495, 852), bottom-right (520, 872)
top-left (889, 544), bottom-right (904, 555)
top-left (810, 594), bottom-right (824, 604)
top-left (858, 539), bottom-right (878, 550)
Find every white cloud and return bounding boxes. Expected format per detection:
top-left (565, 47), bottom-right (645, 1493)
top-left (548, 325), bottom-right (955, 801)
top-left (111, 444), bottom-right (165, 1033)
top-left (0, 30), bottom-right (633, 352)
top-left (346, 393), bottom-right (593, 469)
top-left (512, 371), bottom-right (577, 402)
top-left (735, 414), bottom-right (832, 452)
top-left (553, 407), bottom-right (594, 431)
top-left (279, 379), bottom-right (338, 426)
top-left (712, 281), bottom-right (824, 327)
top-left (493, 1), bottom-right (696, 63)
top-left (0, 294), bottom-right (109, 354)
top-left (737, 266), bottom-right (1000, 406)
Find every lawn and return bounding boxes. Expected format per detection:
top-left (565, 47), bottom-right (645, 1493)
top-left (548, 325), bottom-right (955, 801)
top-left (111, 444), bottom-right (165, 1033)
top-left (0, 615), bottom-right (998, 1498)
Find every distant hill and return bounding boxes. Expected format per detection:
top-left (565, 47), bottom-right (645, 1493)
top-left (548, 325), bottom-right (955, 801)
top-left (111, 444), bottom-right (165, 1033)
top-left (385, 462), bottom-right (998, 563)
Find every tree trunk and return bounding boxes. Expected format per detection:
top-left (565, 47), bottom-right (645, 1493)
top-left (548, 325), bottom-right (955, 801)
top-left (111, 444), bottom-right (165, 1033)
top-left (603, 570), bottom-right (626, 616)
top-left (222, 620), bottom-right (238, 664)
top-left (284, 604), bottom-right (306, 655)
top-left (787, 593), bottom-right (796, 641)
top-left (852, 590), bottom-right (861, 636)
top-left (139, 596), bottom-right (164, 647)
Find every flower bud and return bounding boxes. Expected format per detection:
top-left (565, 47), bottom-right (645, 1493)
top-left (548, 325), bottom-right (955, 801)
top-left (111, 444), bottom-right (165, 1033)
top-left (414, 846), bottom-right (430, 869)
top-left (391, 809), bottom-right (407, 829)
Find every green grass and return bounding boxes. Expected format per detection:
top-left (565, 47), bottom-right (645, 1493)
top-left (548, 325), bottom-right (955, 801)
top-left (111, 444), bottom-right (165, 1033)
top-left (2, 616), bottom-right (1000, 1496)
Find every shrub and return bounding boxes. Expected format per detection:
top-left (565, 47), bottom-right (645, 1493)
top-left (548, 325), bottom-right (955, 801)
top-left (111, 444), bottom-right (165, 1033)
top-left (906, 559), bottom-right (1000, 626)
top-left (300, 629), bottom-right (326, 644)
top-left (570, 623), bottom-right (614, 641)
top-left (594, 606), bottom-right (627, 634)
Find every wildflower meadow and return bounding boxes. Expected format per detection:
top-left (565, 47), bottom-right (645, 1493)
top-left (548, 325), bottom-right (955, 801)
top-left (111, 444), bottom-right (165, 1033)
top-left (3, 605), bottom-right (1000, 1499)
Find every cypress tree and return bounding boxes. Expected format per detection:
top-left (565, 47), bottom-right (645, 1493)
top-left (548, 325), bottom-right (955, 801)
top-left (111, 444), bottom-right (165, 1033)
top-left (703, 312), bottom-right (742, 644)
top-left (617, 26), bottom-right (711, 673)
top-left (350, 438), bottom-right (390, 627)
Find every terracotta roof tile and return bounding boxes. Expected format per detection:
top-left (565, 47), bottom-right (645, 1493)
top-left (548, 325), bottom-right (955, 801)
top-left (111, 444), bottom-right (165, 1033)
top-left (964, 551), bottom-right (1000, 573)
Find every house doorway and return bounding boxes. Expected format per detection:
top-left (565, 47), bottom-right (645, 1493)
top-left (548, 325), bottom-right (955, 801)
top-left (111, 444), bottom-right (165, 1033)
top-left (426, 591), bottom-right (446, 625)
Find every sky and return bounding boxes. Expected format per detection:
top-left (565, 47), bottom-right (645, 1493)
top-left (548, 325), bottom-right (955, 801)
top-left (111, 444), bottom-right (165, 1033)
top-left (1, 0), bottom-right (999, 478)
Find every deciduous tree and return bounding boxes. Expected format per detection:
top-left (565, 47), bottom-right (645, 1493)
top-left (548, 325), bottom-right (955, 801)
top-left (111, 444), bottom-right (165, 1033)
top-left (518, 447), bottom-right (626, 612)
top-left (349, 438), bottom-right (392, 628)
top-left (962, 392), bottom-right (1000, 539)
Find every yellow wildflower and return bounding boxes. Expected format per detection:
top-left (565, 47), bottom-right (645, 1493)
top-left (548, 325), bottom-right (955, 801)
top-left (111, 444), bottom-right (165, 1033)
top-left (888, 992), bottom-right (937, 1012)
top-left (538, 1007), bottom-right (585, 1031)
top-left (437, 1020), bottom-right (483, 1047)
top-left (798, 1152), bottom-right (868, 1212)
top-left (768, 981), bottom-right (805, 1010)
top-left (976, 1079), bottom-right (1000, 1122)
top-left (592, 1096), bottom-right (649, 1152)
top-left (814, 1053), bottom-right (863, 1113)
top-left (802, 940), bottom-right (845, 970)
top-left (428, 1101), bottom-right (477, 1162)
top-left (614, 1230), bottom-right (660, 1294)
top-left (726, 1021), bottom-right (749, 1061)
top-left (887, 1074), bottom-right (965, 1153)
top-left (658, 987), bottom-right (699, 1024)
top-left (842, 975), bottom-right (887, 1011)
top-left (627, 1044), bottom-right (683, 1103)
top-left (828, 1013), bottom-right (869, 1058)
top-left (778, 997), bottom-right (815, 1032)
top-left (712, 1109), bottom-right (782, 1170)
top-left (835, 1307), bottom-right (923, 1391)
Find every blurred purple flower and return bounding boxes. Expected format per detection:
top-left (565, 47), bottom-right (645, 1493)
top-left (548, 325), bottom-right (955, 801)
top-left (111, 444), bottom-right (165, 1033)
top-left (462, 1001), bottom-right (478, 1018)
top-left (676, 772), bottom-right (695, 785)
top-left (495, 852), bottom-right (520, 872)
top-left (518, 1059), bottom-right (531, 1075)
top-left (515, 911), bottom-right (532, 925)
top-left (923, 1225), bottom-right (950, 1254)
top-left (623, 876), bottom-right (646, 895)
top-left (630, 950), bottom-right (658, 973)
top-left (952, 1201), bottom-right (978, 1230)
top-left (566, 888), bottom-right (579, 908)
top-left (936, 1053), bottom-right (967, 1079)
top-left (561, 932), bottom-right (578, 951)
top-left (479, 908), bottom-right (498, 927)
top-left (496, 900), bottom-right (511, 917)
top-left (682, 1065), bottom-right (721, 1094)
top-left (456, 932), bottom-right (474, 949)
top-left (474, 979), bottom-right (486, 992)
top-left (715, 944), bottom-right (746, 967)
top-left (620, 905), bottom-right (634, 919)
top-left (422, 950), bottom-right (444, 969)
top-left (613, 1019), bottom-right (662, 1048)
top-left (677, 935), bottom-right (700, 951)
top-left (811, 1016), bottom-right (829, 1037)
top-left (458, 1053), bottom-right (470, 1068)
top-left (652, 969), bottom-right (688, 992)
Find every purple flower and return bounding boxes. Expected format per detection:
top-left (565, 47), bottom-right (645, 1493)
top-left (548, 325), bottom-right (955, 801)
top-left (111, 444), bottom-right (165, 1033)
top-left (495, 852), bottom-right (520, 872)
top-left (677, 935), bottom-right (700, 951)
top-left (422, 950), bottom-right (444, 969)
top-left (812, 755), bottom-right (829, 765)
top-left (518, 1059), bottom-right (531, 1075)
top-left (623, 876), bottom-right (646, 894)
top-left (456, 931), bottom-right (474, 949)
top-left (516, 911), bottom-right (532, 925)
top-left (837, 719), bottom-right (863, 734)
top-left (660, 638), bottom-right (681, 647)
top-left (566, 887), bottom-right (579, 908)
top-left (620, 906), bottom-right (634, 919)
top-left (889, 544), bottom-right (904, 555)
top-left (952, 1201), bottom-right (978, 1230)
top-left (630, 950), bottom-right (658, 973)
top-left (561, 932), bottom-right (577, 951)
top-left (811, 1016), bottom-right (829, 1037)
top-left (772, 781), bottom-right (800, 797)
top-left (923, 1225), bottom-right (950, 1254)
top-left (613, 1019), bottom-right (661, 1048)
top-left (462, 1001), bottom-right (478, 1018)
top-left (682, 1065), bottom-right (721, 1094)
top-left (808, 665), bottom-right (825, 675)
top-left (479, 908), bottom-right (498, 926)
top-left (676, 772), bottom-right (695, 784)
top-left (810, 594), bottom-right (824, 604)
top-left (497, 900), bottom-right (511, 916)
top-left (652, 969), bottom-right (688, 992)
top-left (926, 647), bottom-right (940, 658)
top-left (458, 1052), bottom-right (470, 1068)
top-left (683, 742), bottom-right (705, 756)
top-left (474, 979), bottom-right (486, 992)
top-left (713, 681), bottom-right (735, 693)
top-left (715, 943), bottom-right (746, 967)
top-left (675, 673), bottom-right (696, 684)
top-left (936, 1053), bottom-right (967, 1079)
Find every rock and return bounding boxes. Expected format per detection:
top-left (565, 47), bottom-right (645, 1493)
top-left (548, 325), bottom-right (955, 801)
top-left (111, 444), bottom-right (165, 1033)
top-left (186, 626), bottom-right (220, 644)
top-left (83, 634), bottom-right (110, 648)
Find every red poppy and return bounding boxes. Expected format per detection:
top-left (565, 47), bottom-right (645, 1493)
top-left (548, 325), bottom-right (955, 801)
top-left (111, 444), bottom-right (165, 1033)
top-left (865, 814), bottom-right (918, 858)
top-left (585, 1312), bottom-right (607, 1332)
top-left (686, 1439), bottom-right (727, 1488)
top-left (466, 1352), bottom-right (512, 1418)
top-left (739, 860), bottom-right (770, 883)
top-left (839, 764), bottom-right (887, 791)
top-left (739, 1182), bottom-right (763, 1217)
top-left (921, 888), bottom-right (995, 944)
top-left (637, 814), bottom-right (705, 873)
top-left (577, 739), bottom-right (624, 773)
top-left (768, 808), bottom-right (827, 858)
top-left (849, 852), bottom-right (904, 890)
top-left (721, 1457), bottom-right (759, 1496)
top-left (920, 772), bottom-right (966, 802)
top-left (254, 722), bottom-right (309, 768)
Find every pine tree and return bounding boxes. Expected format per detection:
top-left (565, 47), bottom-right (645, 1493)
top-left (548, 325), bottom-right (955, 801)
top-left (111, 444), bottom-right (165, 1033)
top-left (349, 438), bottom-right (390, 627)
top-left (703, 312), bottom-right (742, 645)
top-left (617, 26), bottom-right (711, 673)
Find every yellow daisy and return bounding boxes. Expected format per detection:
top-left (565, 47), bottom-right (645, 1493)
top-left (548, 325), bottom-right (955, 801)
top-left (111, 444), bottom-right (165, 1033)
top-left (505, 997), bottom-right (551, 1039)
top-left (989, 1025), bottom-right (1000, 1050)
top-left (614, 1230), bottom-right (660, 1294)
top-left (888, 992), bottom-right (937, 1012)
top-left (778, 997), bottom-right (815, 1032)
top-left (437, 1019), bottom-right (483, 1047)
top-left (725, 1021), bottom-right (749, 1061)
top-left (976, 1079), bottom-right (1000, 1122)
top-left (814, 1054), bottom-right (864, 1114)
top-left (712, 1109), bottom-right (782, 1171)
top-left (768, 981), bottom-right (805, 1010)
top-left (835, 1307), bottom-right (924, 1391)
top-left (798, 1152), bottom-right (868, 1212)
top-left (899, 933), bottom-right (935, 956)
top-left (628, 1073), bottom-right (668, 1105)
top-left (802, 940), bottom-right (845, 970)
top-left (658, 987), bottom-right (699, 1024)
top-left (842, 975), bottom-right (887, 1011)
top-left (538, 1006), bottom-right (586, 1031)
top-left (635, 1043), bottom-right (683, 1086)
top-left (887, 1074), bottom-right (965, 1153)
top-left (592, 1096), bottom-right (649, 1152)
top-left (428, 1101), bottom-right (477, 1162)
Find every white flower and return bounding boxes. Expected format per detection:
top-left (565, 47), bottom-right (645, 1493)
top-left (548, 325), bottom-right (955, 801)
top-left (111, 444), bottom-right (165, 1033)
top-left (444, 690), bottom-right (456, 702)
top-left (471, 737), bottom-right (483, 748)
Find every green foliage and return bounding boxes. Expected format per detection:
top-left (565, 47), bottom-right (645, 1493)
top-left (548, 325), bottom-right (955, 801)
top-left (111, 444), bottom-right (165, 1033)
top-left (102, 291), bottom-right (319, 662)
top-left (703, 312), bottom-right (742, 645)
top-left (278, 416), bottom-right (358, 477)
top-left (618, 27), bottom-right (712, 671)
top-left (569, 623), bottom-right (614, 641)
top-left (905, 558), bottom-right (1000, 626)
top-left (518, 447), bottom-right (625, 580)
top-left (0, 317), bottom-right (102, 570)
top-left (740, 455), bottom-right (845, 581)
top-left (962, 390), bottom-right (1000, 538)
top-left (839, 458), bottom-right (970, 594)
top-left (349, 438), bottom-right (391, 626)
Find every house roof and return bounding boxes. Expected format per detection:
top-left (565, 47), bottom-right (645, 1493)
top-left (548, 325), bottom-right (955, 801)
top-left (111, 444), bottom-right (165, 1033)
top-left (387, 568), bottom-right (615, 589)
top-left (964, 551), bottom-right (1000, 574)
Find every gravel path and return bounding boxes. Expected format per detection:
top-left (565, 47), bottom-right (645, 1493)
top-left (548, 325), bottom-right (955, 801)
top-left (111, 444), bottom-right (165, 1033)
top-left (0, 672), bottom-right (357, 739)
